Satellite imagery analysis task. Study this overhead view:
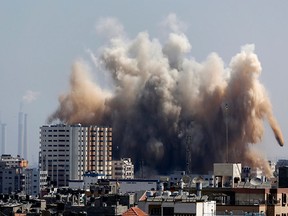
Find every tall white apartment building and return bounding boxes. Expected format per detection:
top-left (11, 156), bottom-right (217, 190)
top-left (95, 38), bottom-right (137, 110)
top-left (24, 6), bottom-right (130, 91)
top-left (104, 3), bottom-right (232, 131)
top-left (112, 158), bottom-right (134, 179)
top-left (39, 124), bottom-right (112, 187)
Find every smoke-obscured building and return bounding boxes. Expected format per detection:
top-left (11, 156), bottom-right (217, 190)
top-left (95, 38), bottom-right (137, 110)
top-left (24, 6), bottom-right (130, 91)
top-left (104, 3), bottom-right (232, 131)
top-left (39, 124), bottom-right (112, 187)
top-left (112, 158), bottom-right (134, 179)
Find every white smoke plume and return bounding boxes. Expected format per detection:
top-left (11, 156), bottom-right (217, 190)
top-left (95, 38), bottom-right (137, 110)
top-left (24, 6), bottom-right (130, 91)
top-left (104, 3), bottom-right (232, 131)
top-left (49, 16), bottom-right (283, 176)
top-left (22, 90), bottom-right (40, 103)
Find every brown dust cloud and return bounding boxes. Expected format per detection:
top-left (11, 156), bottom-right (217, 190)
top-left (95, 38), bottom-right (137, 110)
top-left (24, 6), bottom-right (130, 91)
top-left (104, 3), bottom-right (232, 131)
top-left (48, 17), bottom-right (284, 177)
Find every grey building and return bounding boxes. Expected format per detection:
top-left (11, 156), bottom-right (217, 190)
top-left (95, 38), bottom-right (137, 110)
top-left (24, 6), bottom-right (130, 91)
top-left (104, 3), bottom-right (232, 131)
top-left (24, 168), bottom-right (48, 197)
top-left (0, 163), bottom-right (25, 194)
top-left (0, 154), bottom-right (28, 194)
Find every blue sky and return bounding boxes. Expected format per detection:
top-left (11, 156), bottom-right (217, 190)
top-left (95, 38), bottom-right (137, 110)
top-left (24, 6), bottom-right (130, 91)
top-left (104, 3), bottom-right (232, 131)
top-left (0, 1), bottom-right (288, 166)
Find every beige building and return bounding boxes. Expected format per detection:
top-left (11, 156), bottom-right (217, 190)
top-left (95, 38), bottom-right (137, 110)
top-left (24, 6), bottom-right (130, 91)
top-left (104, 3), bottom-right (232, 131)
top-left (214, 163), bottom-right (242, 188)
top-left (39, 124), bottom-right (112, 187)
top-left (112, 158), bottom-right (134, 179)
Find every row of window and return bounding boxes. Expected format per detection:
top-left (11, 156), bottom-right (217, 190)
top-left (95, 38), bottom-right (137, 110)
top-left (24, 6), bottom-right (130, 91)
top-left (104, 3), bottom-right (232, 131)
top-left (41, 140), bottom-right (112, 145)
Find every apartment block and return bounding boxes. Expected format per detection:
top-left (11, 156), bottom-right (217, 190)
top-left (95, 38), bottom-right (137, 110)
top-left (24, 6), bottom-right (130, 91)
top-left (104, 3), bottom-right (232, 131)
top-left (0, 166), bottom-right (25, 194)
top-left (0, 155), bottom-right (26, 194)
top-left (39, 124), bottom-right (112, 187)
top-left (112, 158), bottom-right (134, 179)
top-left (24, 168), bottom-right (48, 197)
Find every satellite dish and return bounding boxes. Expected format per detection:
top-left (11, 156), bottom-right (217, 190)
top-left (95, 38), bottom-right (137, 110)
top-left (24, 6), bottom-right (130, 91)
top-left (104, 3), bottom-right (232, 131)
top-left (250, 177), bottom-right (262, 186)
top-left (182, 175), bottom-right (191, 184)
top-left (192, 176), bottom-right (204, 184)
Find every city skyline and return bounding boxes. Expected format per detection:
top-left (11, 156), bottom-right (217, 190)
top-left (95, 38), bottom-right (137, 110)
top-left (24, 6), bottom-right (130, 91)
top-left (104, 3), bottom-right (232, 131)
top-left (1, 1), bottom-right (288, 168)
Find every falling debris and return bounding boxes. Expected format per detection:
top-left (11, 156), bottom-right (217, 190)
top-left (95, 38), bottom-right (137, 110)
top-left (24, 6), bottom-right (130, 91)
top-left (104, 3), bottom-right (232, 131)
top-left (48, 15), bottom-right (283, 176)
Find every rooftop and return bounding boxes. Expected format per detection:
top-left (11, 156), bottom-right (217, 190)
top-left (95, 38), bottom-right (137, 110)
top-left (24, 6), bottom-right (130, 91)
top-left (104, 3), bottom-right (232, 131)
top-left (122, 207), bottom-right (148, 216)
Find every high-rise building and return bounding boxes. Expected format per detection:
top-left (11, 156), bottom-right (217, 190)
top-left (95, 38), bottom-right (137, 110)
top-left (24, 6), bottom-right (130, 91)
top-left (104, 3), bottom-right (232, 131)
top-left (39, 124), bottom-right (112, 187)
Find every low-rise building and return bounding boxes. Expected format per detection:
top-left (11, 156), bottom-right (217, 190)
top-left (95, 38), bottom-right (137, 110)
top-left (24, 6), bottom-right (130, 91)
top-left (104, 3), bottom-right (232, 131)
top-left (83, 172), bottom-right (106, 190)
top-left (169, 171), bottom-right (186, 187)
top-left (214, 163), bottom-right (242, 188)
top-left (109, 179), bottom-right (158, 194)
top-left (187, 186), bottom-right (288, 215)
top-left (138, 191), bottom-right (216, 216)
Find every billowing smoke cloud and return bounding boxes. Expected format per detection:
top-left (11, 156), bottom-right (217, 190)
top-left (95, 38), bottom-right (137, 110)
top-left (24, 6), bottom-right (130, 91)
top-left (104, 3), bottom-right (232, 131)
top-left (49, 15), bottom-right (283, 177)
top-left (48, 61), bottom-right (111, 124)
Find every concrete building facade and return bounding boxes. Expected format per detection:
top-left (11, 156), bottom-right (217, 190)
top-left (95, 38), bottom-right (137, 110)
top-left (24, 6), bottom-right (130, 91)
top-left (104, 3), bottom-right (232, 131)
top-left (0, 166), bottom-right (25, 194)
top-left (112, 158), bottom-right (134, 179)
top-left (138, 191), bottom-right (216, 216)
top-left (39, 124), bottom-right (112, 187)
top-left (214, 163), bottom-right (242, 188)
top-left (109, 179), bottom-right (158, 194)
top-left (0, 155), bottom-right (27, 194)
top-left (24, 168), bottom-right (48, 197)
